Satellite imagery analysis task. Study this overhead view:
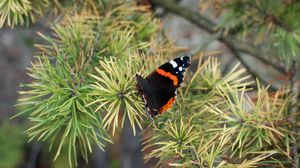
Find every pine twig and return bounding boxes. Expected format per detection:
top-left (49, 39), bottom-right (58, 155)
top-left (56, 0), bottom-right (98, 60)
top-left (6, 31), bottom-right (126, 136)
top-left (150, 0), bottom-right (287, 74)
top-left (53, 0), bottom-right (66, 13)
top-left (289, 61), bottom-right (300, 168)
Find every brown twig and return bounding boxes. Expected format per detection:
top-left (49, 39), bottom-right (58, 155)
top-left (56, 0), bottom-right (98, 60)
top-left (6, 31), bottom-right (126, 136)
top-left (150, 0), bottom-right (287, 75)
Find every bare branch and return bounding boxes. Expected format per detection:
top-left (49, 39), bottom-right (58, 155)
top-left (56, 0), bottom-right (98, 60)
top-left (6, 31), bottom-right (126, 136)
top-left (151, 0), bottom-right (287, 74)
top-left (227, 45), bottom-right (278, 91)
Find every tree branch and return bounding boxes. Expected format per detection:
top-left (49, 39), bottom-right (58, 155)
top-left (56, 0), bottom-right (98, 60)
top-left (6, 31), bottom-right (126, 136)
top-left (151, 0), bottom-right (287, 74)
top-left (26, 143), bottom-right (42, 168)
top-left (289, 61), bottom-right (300, 168)
top-left (227, 45), bottom-right (278, 91)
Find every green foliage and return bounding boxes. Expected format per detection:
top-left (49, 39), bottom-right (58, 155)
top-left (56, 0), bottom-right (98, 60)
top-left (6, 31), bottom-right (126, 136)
top-left (210, 83), bottom-right (288, 157)
top-left (0, 0), bottom-right (48, 27)
top-left (214, 0), bottom-right (300, 63)
top-left (144, 119), bottom-right (199, 166)
top-left (89, 56), bottom-right (145, 135)
top-left (0, 121), bottom-right (25, 168)
top-left (18, 54), bottom-right (110, 167)
top-left (10, 0), bottom-right (299, 167)
top-left (183, 58), bottom-right (252, 111)
top-left (16, 20), bottom-right (111, 167)
top-left (143, 57), bottom-right (293, 167)
top-left (14, 1), bottom-right (163, 166)
top-left (0, 0), bottom-right (151, 28)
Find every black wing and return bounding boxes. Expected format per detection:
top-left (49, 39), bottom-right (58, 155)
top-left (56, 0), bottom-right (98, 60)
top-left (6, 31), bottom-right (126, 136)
top-left (145, 56), bottom-right (191, 114)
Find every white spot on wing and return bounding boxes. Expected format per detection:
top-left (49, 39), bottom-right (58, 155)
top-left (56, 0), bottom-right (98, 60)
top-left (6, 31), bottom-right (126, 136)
top-left (179, 67), bottom-right (183, 71)
top-left (169, 60), bottom-right (178, 68)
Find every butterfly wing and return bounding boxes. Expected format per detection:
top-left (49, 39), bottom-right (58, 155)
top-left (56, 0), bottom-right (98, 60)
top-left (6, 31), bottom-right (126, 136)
top-left (136, 74), bottom-right (161, 117)
top-left (136, 56), bottom-right (191, 117)
top-left (145, 56), bottom-right (191, 114)
top-left (146, 56), bottom-right (191, 87)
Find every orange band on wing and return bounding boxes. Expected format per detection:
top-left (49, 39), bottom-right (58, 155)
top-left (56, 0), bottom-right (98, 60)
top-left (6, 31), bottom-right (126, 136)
top-left (156, 68), bottom-right (178, 86)
top-left (159, 96), bottom-right (176, 113)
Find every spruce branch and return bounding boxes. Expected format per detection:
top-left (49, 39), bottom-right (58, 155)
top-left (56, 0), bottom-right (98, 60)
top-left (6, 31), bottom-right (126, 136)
top-left (10, 0), bottom-right (299, 167)
top-left (89, 56), bottom-right (145, 136)
top-left (0, 0), bottom-right (48, 27)
top-left (215, 83), bottom-right (287, 145)
top-left (17, 54), bottom-right (111, 167)
top-left (143, 119), bottom-right (200, 167)
top-left (184, 57), bottom-right (252, 112)
top-left (144, 57), bottom-right (285, 167)
top-left (143, 55), bottom-right (293, 166)
top-left (14, 1), bottom-right (163, 166)
top-left (14, 22), bottom-right (112, 167)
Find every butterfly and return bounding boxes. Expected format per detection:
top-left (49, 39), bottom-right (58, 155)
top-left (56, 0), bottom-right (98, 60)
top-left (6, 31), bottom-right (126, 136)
top-left (136, 56), bottom-right (191, 118)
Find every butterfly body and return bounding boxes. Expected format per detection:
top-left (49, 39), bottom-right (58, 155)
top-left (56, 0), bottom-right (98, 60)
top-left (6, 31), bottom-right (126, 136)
top-left (136, 56), bottom-right (191, 117)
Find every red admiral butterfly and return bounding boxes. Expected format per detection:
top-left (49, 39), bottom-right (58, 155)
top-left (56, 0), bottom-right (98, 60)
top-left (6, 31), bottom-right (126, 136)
top-left (136, 56), bottom-right (191, 117)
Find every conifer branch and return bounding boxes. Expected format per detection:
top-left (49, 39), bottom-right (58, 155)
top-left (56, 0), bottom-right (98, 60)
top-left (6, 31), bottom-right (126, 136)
top-left (14, 2), bottom-right (164, 166)
top-left (227, 44), bottom-right (278, 91)
top-left (9, 0), bottom-right (298, 167)
top-left (150, 0), bottom-right (287, 74)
